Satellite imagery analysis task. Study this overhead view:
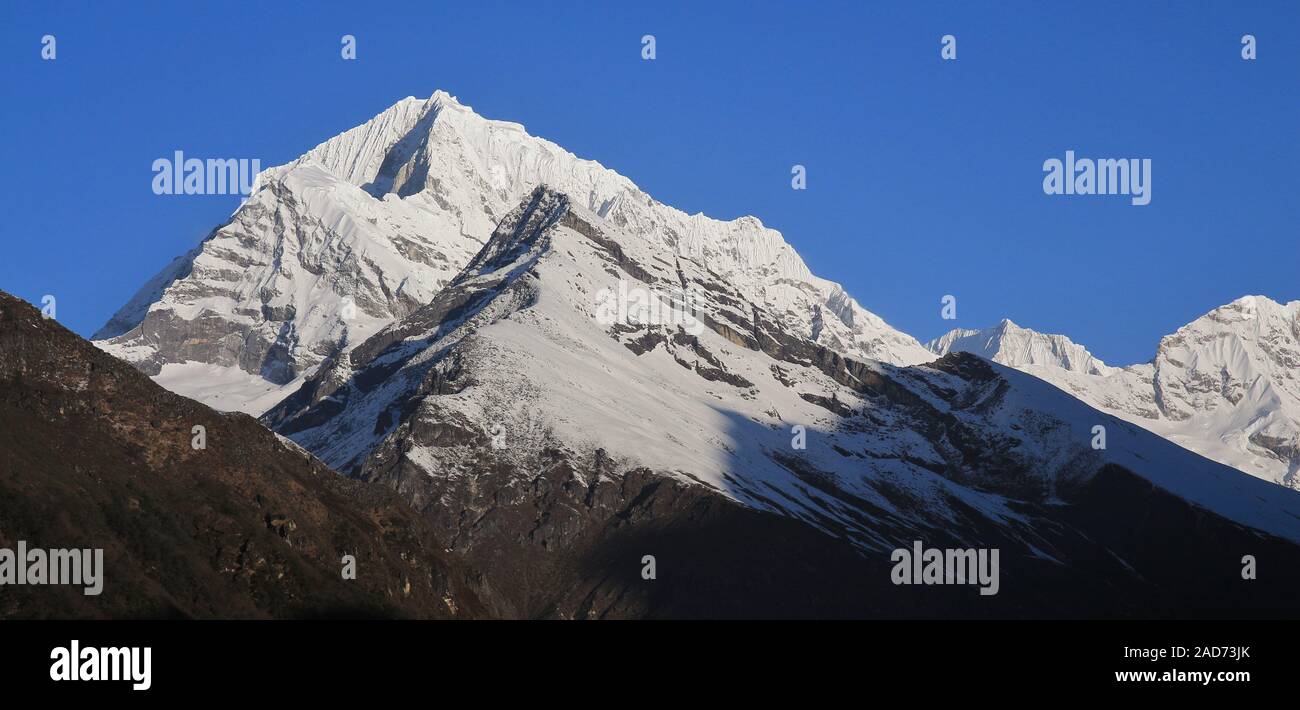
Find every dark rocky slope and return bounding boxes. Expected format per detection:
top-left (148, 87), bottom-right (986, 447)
top-left (0, 292), bottom-right (484, 619)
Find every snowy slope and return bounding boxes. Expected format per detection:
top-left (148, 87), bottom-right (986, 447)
top-left (265, 187), bottom-right (1300, 556)
top-left (95, 91), bottom-right (930, 414)
top-left (928, 297), bottom-right (1300, 489)
top-left (93, 160), bottom-right (485, 414)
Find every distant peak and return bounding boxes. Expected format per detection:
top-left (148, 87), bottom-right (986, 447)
top-left (1218, 294), bottom-right (1293, 311)
top-left (927, 317), bottom-right (1111, 375)
top-left (429, 89), bottom-right (462, 107)
top-left (1224, 294), bottom-right (1289, 313)
top-left (1183, 294), bottom-right (1295, 327)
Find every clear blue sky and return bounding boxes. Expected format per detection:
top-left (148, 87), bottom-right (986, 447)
top-left (2, 1), bottom-right (1296, 365)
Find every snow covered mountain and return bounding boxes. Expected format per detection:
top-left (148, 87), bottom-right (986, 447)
top-left (927, 319), bottom-right (1114, 376)
top-left (256, 185), bottom-right (1300, 616)
top-left (81, 89), bottom-right (1300, 615)
top-left (928, 297), bottom-right (1300, 490)
top-left (94, 91), bottom-right (931, 414)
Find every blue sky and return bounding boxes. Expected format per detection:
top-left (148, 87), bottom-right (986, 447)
top-left (1, 1), bottom-right (1295, 365)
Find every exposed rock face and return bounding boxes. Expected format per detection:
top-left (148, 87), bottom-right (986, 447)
top-left (94, 91), bottom-right (930, 416)
top-left (0, 292), bottom-right (484, 619)
top-left (264, 187), bottom-right (1300, 618)
top-left (933, 297), bottom-right (1300, 489)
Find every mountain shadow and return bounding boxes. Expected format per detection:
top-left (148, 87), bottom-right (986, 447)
top-left (0, 291), bottom-right (486, 619)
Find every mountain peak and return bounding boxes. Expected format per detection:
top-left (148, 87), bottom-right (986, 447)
top-left (932, 295), bottom-right (1300, 489)
top-left (429, 89), bottom-right (461, 107)
top-left (927, 320), bottom-right (1111, 376)
top-left (94, 91), bottom-right (933, 415)
top-left (1209, 294), bottom-right (1296, 323)
top-left (1162, 294), bottom-right (1297, 347)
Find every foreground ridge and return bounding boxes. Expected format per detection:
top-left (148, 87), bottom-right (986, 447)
top-left (0, 291), bottom-right (483, 619)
